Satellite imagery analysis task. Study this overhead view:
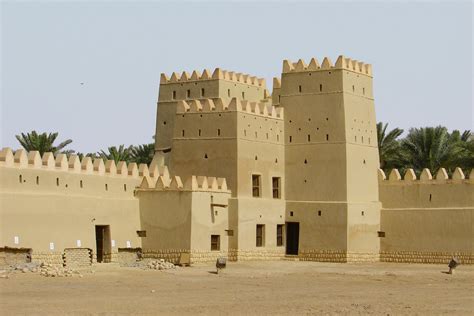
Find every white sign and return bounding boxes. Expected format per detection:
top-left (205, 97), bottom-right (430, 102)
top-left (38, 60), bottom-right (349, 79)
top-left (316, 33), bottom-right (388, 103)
top-left (126, 241), bottom-right (131, 248)
top-left (76, 240), bottom-right (81, 247)
top-left (14, 236), bottom-right (19, 245)
top-left (111, 240), bottom-right (116, 247)
top-left (49, 242), bottom-right (55, 250)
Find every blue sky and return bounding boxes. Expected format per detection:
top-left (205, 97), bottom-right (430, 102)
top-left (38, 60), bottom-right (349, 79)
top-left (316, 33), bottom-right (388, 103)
top-left (1, 1), bottom-right (472, 153)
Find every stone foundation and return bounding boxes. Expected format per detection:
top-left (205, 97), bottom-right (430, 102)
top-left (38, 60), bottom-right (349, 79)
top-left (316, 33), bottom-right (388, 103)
top-left (117, 248), bottom-right (141, 265)
top-left (299, 250), bottom-right (347, 263)
top-left (380, 251), bottom-right (474, 264)
top-left (31, 251), bottom-right (64, 266)
top-left (142, 249), bottom-right (185, 264)
top-left (230, 248), bottom-right (285, 261)
top-left (190, 250), bottom-right (229, 263)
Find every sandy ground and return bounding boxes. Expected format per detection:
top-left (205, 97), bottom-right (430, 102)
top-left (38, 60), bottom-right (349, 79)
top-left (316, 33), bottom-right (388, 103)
top-left (1, 261), bottom-right (473, 315)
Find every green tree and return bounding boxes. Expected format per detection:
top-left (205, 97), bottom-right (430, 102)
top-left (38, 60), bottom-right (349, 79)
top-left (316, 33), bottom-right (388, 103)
top-left (98, 145), bottom-right (132, 163)
top-left (130, 143), bottom-right (155, 165)
top-left (15, 131), bottom-right (73, 156)
top-left (449, 130), bottom-right (474, 174)
top-left (400, 126), bottom-right (464, 175)
top-left (376, 122), bottom-right (404, 173)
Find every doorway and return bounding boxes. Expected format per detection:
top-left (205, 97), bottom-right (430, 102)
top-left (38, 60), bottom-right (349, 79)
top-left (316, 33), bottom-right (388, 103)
top-left (95, 225), bottom-right (111, 263)
top-left (286, 222), bottom-right (299, 255)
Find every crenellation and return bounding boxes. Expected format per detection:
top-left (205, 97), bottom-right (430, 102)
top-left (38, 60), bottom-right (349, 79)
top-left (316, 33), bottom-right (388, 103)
top-left (380, 167), bottom-right (473, 183)
top-left (160, 68), bottom-right (266, 87)
top-left (282, 55), bottom-right (372, 76)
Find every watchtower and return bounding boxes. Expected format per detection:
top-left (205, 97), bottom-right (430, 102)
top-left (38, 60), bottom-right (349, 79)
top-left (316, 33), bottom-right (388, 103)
top-left (281, 55), bottom-right (381, 262)
top-left (154, 69), bottom-right (268, 159)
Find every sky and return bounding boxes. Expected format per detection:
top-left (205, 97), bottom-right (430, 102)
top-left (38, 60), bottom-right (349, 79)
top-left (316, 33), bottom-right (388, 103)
top-left (1, 0), bottom-right (473, 153)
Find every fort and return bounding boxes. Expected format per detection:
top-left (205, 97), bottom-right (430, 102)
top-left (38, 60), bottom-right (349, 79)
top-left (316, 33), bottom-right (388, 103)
top-left (1, 55), bottom-right (473, 267)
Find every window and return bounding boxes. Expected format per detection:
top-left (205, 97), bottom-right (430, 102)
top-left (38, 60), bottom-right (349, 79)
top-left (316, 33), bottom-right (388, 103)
top-left (172, 91), bottom-right (176, 99)
top-left (326, 134), bottom-right (329, 141)
top-left (298, 85), bottom-right (302, 93)
top-left (56, 178), bottom-right (59, 186)
top-left (227, 89), bottom-right (231, 97)
top-left (201, 88), bottom-right (205, 97)
top-left (272, 177), bottom-right (281, 199)
top-left (19, 175), bottom-right (23, 183)
top-left (36, 176), bottom-right (39, 185)
top-left (80, 180), bottom-right (83, 188)
top-left (277, 134), bottom-right (279, 142)
top-left (318, 210), bottom-right (322, 216)
top-left (252, 175), bottom-right (261, 197)
top-left (124, 184), bottom-right (127, 192)
top-left (186, 89), bottom-right (191, 98)
top-left (242, 92), bottom-right (245, 99)
top-left (182, 130), bottom-right (185, 137)
top-left (136, 230), bottom-right (147, 237)
top-left (277, 225), bottom-right (284, 246)
top-left (289, 136), bottom-right (292, 143)
top-left (319, 84), bottom-right (323, 92)
top-left (363, 87), bottom-right (365, 95)
top-left (217, 129), bottom-right (221, 136)
top-left (105, 183), bottom-right (108, 191)
top-left (256, 225), bottom-right (264, 247)
top-left (278, 95), bottom-right (281, 103)
top-left (198, 129), bottom-right (202, 136)
top-left (352, 85), bottom-right (355, 92)
top-left (307, 134), bottom-right (311, 142)
top-left (211, 235), bottom-right (220, 251)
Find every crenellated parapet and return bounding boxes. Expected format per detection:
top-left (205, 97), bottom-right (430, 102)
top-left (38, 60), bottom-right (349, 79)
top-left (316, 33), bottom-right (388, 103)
top-left (378, 167), bottom-right (473, 184)
top-left (160, 68), bottom-right (266, 87)
top-left (282, 55), bottom-right (372, 76)
top-left (175, 97), bottom-right (283, 119)
top-left (0, 147), bottom-right (150, 179)
top-left (138, 173), bottom-right (230, 193)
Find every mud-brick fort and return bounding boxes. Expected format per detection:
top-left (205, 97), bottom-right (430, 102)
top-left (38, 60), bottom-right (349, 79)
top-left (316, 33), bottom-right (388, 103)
top-left (1, 55), bottom-right (473, 267)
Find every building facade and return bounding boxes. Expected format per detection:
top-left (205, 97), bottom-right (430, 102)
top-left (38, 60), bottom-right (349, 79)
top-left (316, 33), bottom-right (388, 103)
top-left (1, 55), bottom-right (473, 266)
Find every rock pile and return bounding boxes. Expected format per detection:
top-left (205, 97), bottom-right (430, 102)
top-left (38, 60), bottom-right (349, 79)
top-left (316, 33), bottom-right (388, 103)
top-left (14, 262), bottom-right (41, 273)
top-left (39, 264), bottom-right (82, 278)
top-left (146, 259), bottom-right (176, 270)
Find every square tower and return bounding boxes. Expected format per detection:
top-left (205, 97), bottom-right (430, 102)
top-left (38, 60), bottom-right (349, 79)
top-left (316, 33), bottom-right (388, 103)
top-left (281, 56), bottom-right (381, 262)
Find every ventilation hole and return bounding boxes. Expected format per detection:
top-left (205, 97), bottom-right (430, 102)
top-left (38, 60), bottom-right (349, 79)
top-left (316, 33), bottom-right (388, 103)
top-left (19, 175), bottom-right (23, 183)
top-left (326, 117), bottom-right (329, 121)
top-left (318, 210), bottom-right (322, 216)
top-left (319, 84), bottom-right (322, 92)
top-left (266, 133), bottom-right (269, 139)
top-left (124, 184), bottom-right (127, 192)
top-left (244, 130), bottom-right (247, 136)
top-left (36, 176), bottom-right (39, 185)
top-left (227, 89), bottom-right (231, 97)
top-left (304, 179), bottom-right (307, 183)
top-left (352, 85), bottom-right (355, 92)
top-left (172, 91), bottom-right (176, 99)
top-left (182, 130), bottom-right (185, 137)
top-left (308, 118), bottom-right (311, 122)
top-left (217, 129), bottom-right (221, 136)
top-left (363, 159), bottom-right (366, 164)
top-left (361, 211), bottom-right (365, 216)
top-left (277, 135), bottom-right (280, 142)
top-left (307, 135), bottom-right (311, 142)
top-left (289, 136), bottom-right (292, 143)
top-left (187, 89), bottom-right (191, 98)
top-left (198, 129), bottom-right (201, 136)
top-left (255, 156), bottom-right (258, 161)
top-left (363, 87), bottom-right (365, 95)
top-left (304, 159), bottom-right (307, 164)
top-left (355, 136), bottom-right (357, 142)
top-left (298, 85), bottom-right (302, 93)
top-left (56, 178), bottom-right (59, 186)
top-left (362, 136), bottom-right (364, 143)
top-left (255, 132), bottom-right (257, 138)
top-left (105, 183), bottom-right (108, 191)
top-left (80, 180), bottom-right (83, 188)
top-left (201, 88), bottom-right (205, 97)
top-left (275, 158), bottom-right (278, 163)
top-left (326, 134), bottom-right (329, 141)
top-left (290, 211), bottom-right (294, 217)
top-left (163, 121), bottom-right (167, 125)
top-left (204, 153), bottom-right (208, 159)
top-left (429, 194), bottom-right (432, 202)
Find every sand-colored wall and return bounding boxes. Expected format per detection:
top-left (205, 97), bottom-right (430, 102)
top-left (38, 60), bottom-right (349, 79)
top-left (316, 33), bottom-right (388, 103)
top-left (379, 168), bottom-right (474, 263)
top-left (0, 149), bottom-right (143, 262)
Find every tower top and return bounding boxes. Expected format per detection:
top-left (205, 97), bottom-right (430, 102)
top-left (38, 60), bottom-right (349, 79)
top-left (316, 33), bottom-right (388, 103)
top-left (160, 68), bottom-right (266, 87)
top-left (282, 55), bottom-right (372, 76)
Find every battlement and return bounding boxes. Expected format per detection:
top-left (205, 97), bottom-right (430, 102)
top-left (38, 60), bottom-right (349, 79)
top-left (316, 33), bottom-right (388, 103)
top-left (0, 148), bottom-right (152, 179)
top-left (282, 55), bottom-right (372, 76)
top-left (378, 167), bottom-right (473, 184)
top-left (160, 68), bottom-right (266, 88)
top-left (175, 98), bottom-right (283, 119)
top-left (138, 174), bottom-right (229, 193)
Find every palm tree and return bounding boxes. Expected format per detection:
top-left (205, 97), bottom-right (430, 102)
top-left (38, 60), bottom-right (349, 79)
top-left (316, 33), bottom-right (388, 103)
top-left (449, 130), bottom-right (474, 174)
top-left (15, 131), bottom-right (73, 155)
top-left (376, 122), bottom-right (404, 173)
top-left (400, 126), bottom-right (464, 175)
top-left (130, 143), bottom-right (155, 165)
top-left (98, 145), bottom-right (132, 163)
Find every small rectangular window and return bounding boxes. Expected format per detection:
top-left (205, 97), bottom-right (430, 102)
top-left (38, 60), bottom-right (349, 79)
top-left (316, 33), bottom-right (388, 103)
top-left (307, 134), bottom-right (311, 142)
top-left (242, 92), bottom-right (245, 99)
top-left (252, 174), bottom-right (261, 197)
top-left (227, 89), bottom-right (231, 97)
top-left (217, 129), bottom-right (221, 136)
top-left (201, 88), bottom-right (205, 97)
top-left (377, 231), bottom-right (386, 238)
top-left (298, 85), bottom-right (302, 93)
top-left (326, 134), bottom-right (329, 141)
top-left (187, 89), bottom-right (191, 98)
top-left (136, 230), bottom-right (147, 237)
top-left (272, 177), bottom-right (281, 199)
top-left (289, 136), bottom-right (292, 143)
top-left (278, 95), bottom-right (281, 103)
top-left (276, 225), bottom-right (284, 246)
top-left (319, 84), bottom-right (323, 92)
top-left (256, 224), bottom-right (265, 247)
top-left (211, 235), bottom-right (220, 251)
top-left (198, 129), bottom-right (202, 136)
top-left (363, 87), bottom-right (365, 95)
top-left (182, 130), bottom-right (185, 137)
top-left (172, 91), bottom-right (176, 100)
